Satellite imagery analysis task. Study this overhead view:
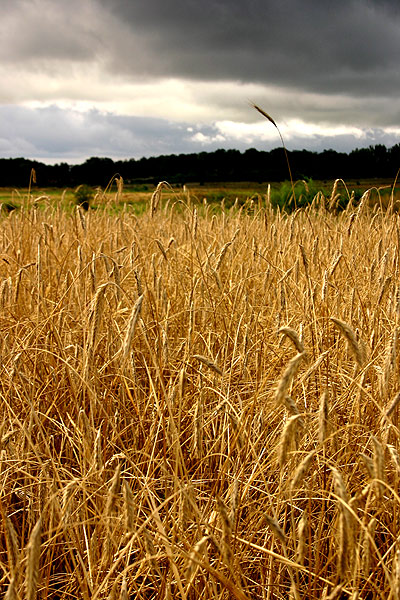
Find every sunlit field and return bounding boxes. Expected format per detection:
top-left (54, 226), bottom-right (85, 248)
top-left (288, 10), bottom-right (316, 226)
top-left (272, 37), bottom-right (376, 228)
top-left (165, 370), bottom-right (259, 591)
top-left (1, 177), bottom-right (398, 214)
top-left (2, 182), bottom-right (400, 599)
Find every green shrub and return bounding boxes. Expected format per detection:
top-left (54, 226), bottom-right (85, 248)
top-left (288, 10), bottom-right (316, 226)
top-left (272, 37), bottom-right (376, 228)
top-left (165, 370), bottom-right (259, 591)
top-left (74, 184), bottom-right (93, 210)
top-left (269, 178), bottom-right (321, 210)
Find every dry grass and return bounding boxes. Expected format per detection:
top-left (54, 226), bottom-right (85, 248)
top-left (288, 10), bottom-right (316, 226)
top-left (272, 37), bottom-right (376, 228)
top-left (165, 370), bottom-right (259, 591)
top-left (0, 187), bottom-right (400, 599)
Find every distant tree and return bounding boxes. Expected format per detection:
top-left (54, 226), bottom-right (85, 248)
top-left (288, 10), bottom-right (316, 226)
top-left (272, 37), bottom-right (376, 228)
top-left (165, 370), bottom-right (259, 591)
top-left (0, 143), bottom-right (399, 188)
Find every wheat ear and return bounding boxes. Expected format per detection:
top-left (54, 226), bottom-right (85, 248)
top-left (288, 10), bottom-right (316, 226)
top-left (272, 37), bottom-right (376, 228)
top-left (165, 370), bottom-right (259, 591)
top-left (105, 463), bottom-right (122, 517)
top-left (4, 516), bottom-right (20, 580)
top-left (123, 479), bottom-right (136, 533)
top-left (252, 104), bottom-right (296, 208)
top-left (25, 519), bottom-right (41, 600)
top-left (186, 535), bottom-right (209, 580)
top-left (330, 318), bottom-right (366, 367)
top-left (217, 497), bottom-right (233, 568)
top-left (275, 352), bottom-right (306, 405)
top-left (291, 451), bottom-right (315, 489)
top-left (278, 327), bottom-right (305, 353)
top-left (264, 514), bottom-right (285, 543)
top-left (193, 354), bottom-right (223, 375)
top-left (278, 414), bottom-right (303, 467)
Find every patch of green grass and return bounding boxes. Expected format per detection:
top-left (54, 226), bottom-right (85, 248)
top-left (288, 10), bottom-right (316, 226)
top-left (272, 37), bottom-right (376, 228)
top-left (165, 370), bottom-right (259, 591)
top-left (0, 179), bottom-right (398, 215)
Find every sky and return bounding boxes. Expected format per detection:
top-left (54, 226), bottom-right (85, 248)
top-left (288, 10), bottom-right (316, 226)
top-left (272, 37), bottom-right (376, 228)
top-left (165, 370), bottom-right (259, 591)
top-left (1, 0), bottom-right (400, 163)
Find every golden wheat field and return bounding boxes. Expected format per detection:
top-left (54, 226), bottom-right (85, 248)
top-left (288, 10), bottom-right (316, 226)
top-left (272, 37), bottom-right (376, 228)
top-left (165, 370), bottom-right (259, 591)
top-left (1, 183), bottom-right (400, 600)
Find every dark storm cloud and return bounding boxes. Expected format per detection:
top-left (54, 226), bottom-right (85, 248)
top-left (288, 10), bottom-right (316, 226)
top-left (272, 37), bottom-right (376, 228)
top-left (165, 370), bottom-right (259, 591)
top-left (0, 0), bottom-right (104, 65)
top-left (98, 0), bottom-right (400, 96)
top-left (4, 0), bottom-right (399, 98)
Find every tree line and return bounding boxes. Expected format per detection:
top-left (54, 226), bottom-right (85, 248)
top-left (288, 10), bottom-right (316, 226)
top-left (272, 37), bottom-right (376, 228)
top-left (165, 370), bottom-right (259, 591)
top-left (1, 144), bottom-right (400, 188)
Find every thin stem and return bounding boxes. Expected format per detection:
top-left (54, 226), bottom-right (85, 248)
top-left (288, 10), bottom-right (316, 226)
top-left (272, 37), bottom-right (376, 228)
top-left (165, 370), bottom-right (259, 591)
top-left (252, 104), bottom-right (296, 209)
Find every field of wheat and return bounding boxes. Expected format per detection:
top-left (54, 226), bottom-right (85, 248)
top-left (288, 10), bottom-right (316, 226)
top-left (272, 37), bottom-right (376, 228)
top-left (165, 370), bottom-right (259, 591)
top-left (1, 184), bottom-right (400, 600)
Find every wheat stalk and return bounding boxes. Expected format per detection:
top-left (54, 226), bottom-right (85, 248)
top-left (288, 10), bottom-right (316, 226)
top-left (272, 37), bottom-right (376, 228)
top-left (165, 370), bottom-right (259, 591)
top-left (4, 577), bottom-right (17, 600)
top-left (372, 436), bottom-right (385, 500)
top-left (297, 512), bottom-right (308, 565)
top-left (252, 104), bottom-right (296, 208)
top-left (331, 467), bottom-right (353, 576)
top-left (318, 389), bottom-right (329, 444)
top-left (121, 294), bottom-right (144, 362)
top-left (393, 545), bottom-right (400, 599)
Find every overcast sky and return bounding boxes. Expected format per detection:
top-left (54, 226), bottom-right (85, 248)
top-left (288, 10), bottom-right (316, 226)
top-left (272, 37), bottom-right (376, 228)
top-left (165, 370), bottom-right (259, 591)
top-left (1, 0), bottom-right (400, 163)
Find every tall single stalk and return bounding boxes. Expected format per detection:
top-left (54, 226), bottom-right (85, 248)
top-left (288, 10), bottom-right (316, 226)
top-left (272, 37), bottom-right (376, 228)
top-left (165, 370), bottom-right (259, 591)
top-left (252, 104), bottom-right (296, 208)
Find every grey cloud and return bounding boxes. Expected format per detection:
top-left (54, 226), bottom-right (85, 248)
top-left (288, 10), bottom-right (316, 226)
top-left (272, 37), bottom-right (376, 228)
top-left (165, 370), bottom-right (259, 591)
top-left (3, 0), bottom-right (400, 99)
top-left (98, 0), bottom-right (400, 96)
top-left (1, 0), bottom-right (400, 137)
top-left (0, 105), bottom-right (192, 161)
top-left (0, 105), bottom-right (398, 165)
top-left (0, 0), bottom-right (105, 66)
top-left (0, 0), bottom-right (398, 161)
